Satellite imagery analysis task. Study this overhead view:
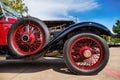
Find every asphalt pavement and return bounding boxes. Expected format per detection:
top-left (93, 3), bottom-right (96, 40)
top-left (0, 48), bottom-right (120, 80)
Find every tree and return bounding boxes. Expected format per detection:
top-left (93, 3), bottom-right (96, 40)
top-left (113, 20), bottom-right (120, 36)
top-left (111, 20), bottom-right (120, 43)
top-left (2, 0), bottom-right (25, 13)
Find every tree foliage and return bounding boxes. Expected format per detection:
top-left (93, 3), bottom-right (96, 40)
top-left (113, 20), bottom-right (120, 35)
top-left (111, 20), bottom-right (120, 43)
top-left (2, 0), bottom-right (25, 13)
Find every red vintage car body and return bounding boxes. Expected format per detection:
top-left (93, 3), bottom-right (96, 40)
top-left (0, 18), bottom-right (16, 45)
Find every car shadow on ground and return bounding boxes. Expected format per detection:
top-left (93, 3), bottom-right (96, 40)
top-left (0, 57), bottom-right (73, 75)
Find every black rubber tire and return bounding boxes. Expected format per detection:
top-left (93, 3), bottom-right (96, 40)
top-left (8, 17), bottom-right (50, 57)
top-left (63, 33), bottom-right (109, 75)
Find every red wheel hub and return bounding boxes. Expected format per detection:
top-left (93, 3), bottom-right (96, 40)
top-left (22, 32), bottom-right (36, 44)
top-left (70, 36), bottom-right (103, 70)
top-left (12, 22), bottom-right (44, 55)
top-left (79, 46), bottom-right (92, 59)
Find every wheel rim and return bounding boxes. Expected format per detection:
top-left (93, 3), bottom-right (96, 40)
top-left (70, 36), bottom-right (103, 70)
top-left (12, 21), bottom-right (44, 55)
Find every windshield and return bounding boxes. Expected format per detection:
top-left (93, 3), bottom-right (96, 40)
top-left (0, 1), bottom-right (22, 18)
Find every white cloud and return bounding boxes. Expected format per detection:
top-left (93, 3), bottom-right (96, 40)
top-left (23, 0), bottom-right (99, 20)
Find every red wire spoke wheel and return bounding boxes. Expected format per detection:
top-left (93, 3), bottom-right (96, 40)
top-left (70, 36), bottom-right (102, 70)
top-left (12, 23), bottom-right (44, 55)
top-left (8, 17), bottom-right (50, 56)
top-left (63, 33), bottom-right (109, 75)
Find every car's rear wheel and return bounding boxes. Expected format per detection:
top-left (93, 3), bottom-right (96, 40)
top-left (8, 17), bottom-right (50, 56)
top-left (63, 33), bottom-right (109, 75)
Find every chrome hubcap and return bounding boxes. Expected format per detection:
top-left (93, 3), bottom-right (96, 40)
top-left (83, 50), bottom-right (92, 58)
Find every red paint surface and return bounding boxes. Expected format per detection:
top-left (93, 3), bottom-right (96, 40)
top-left (104, 68), bottom-right (120, 78)
top-left (0, 18), bottom-right (17, 45)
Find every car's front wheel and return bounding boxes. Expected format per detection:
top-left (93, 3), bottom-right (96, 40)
top-left (63, 33), bottom-right (109, 75)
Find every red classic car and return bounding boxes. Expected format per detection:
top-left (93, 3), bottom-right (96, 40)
top-left (0, 1), bottom-right (111, 75)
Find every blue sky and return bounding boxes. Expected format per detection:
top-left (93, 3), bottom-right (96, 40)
top-left (24, 0), bottom-right (120, 32)
top-left (72, 0), bottom-right (120, 32)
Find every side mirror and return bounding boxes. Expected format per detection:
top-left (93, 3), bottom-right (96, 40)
top-left (25, 6), bottom-right (28, 14)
